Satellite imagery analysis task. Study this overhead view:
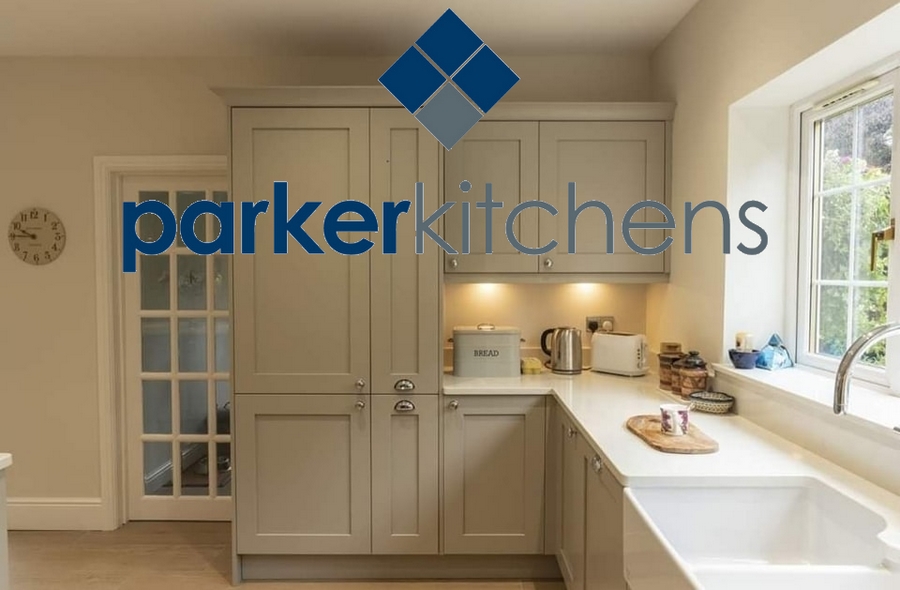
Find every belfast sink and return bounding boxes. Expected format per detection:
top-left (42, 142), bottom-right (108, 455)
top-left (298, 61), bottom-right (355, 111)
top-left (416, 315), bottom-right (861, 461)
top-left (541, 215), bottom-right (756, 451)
top-left (623, 478), bottom-right (899, 590)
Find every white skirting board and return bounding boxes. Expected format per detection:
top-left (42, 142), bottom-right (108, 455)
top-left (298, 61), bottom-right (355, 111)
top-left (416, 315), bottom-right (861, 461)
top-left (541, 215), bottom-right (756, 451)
top-left (6, 497), bottom-right (109, 531)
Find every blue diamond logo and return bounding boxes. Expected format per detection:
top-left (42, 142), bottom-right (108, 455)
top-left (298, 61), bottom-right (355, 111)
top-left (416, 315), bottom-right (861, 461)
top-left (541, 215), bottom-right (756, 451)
top-left (378, 9), bottom-right (519, 150)
top-left (452, 47), bottom-right (519, 113)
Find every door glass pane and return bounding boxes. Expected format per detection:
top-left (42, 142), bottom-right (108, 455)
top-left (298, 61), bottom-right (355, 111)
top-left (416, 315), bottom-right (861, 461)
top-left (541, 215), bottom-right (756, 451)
top-left (177, 255), bottom-right (207, 310)
top-left (818, 192), bottom-right (851, 280)
top-left (178, 318), bottom-right (207, 372)
top-left (143, 442), bottom-right (173, 496)
top-left (179, 380), bottom-right (208, 435)
top-left (215, 318), bottom-right (230, 372)
top-left (142, 380), bottom-right (172, 434)
top-left (176, 191), bottom-right (206, 247)
top-left (216, 442), bottom-right (231, 497)
top-left (140, 255), bottom-right (170, 310)
top-left (215, 381), bottom-right (230, 435)
top-left (816, 285), bottom-right (849, 358)
top-left (138, 191), bottom-right (169, 242)
top-left (180, 442), bottom-right (209, 496)
top-left (210, 191), bottom-right (228, 239)
top-left (141, 318), bottom-right (170, 372)
top-left (213, 256), bottom-right (229, 310)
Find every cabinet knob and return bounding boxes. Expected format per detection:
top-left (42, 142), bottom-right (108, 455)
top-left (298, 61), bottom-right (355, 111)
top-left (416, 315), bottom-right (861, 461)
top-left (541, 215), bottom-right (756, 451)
top-left (394, 400), bottom-right (415, 412)
top-left (567, 427), bottom-right (578, 439)
top-left (448, 257), bottom-right (459, 269)
top-left (355, 400), bottom-right (366, 410)
top-left (355, 378), bottom-right (366, 390)
top-left (394, 379), bottom-right (416, 392)
top-left (449, 400), bottom-right (459, 410)
top-left (543, 258), bottom-right (554, 269)
top-left (591, 455), bottom-right (604, 474)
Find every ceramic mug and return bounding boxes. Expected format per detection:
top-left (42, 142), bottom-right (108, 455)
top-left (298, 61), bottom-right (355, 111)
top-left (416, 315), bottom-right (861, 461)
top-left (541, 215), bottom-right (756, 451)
top-left (660, 403), bottom-right (690, 436)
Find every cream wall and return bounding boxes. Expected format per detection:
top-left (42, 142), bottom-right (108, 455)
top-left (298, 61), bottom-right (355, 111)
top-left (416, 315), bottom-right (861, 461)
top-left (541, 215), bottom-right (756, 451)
top-left (646, 0), bottom-right (900, 362)
top-left (0, 55), bottom-right (651, 510)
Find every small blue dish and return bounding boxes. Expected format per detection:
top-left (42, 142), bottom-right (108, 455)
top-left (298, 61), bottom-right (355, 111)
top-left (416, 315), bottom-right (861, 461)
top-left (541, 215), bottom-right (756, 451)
top-left (729, 349), bottom-right (761, 370)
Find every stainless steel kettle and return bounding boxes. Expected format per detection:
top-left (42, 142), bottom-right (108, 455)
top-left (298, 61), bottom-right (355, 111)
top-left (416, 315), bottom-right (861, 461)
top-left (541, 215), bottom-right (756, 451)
top-left (541, 327), bottom-right (583, 375)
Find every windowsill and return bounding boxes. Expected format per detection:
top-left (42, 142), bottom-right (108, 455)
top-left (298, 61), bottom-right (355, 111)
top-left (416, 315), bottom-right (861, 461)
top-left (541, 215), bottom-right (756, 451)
top-left (713, 363), bottom-right (900, 443)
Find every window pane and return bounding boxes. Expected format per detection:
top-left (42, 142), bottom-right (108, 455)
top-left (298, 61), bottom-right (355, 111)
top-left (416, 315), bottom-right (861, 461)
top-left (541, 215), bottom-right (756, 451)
top-left (215, 381), bottom-right (230, 435)
top-left (855, 183), bottom-right (892, 281)
top-left (818, 192), bottom-right (851, 280)
top-left (176, 191), bottom-right (206, 247)
top-left (178, 318), bottom-right (207, 372)
top-left (177, 255), bottom-right (207, 310)
top-left (854, 286), bottom-right (888, 366)
top-left (141, 318), bottom-right (170, 372)
top-left (140, 255), bottom-right (170, 310)
top-left (858, 94), bottom-right (893, 180)
top-left (816, 285), bottom-right (848, 358)
top-left (142, 380), bottom-right (172, 434)
top-left (216, 442), bottom-right (231, 497)
top-left (822, 110), bottom-right (855, 191)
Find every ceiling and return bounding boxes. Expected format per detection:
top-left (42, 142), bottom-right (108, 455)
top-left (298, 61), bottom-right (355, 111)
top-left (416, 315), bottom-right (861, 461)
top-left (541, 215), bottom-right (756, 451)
top-left (0, 0), bottom-right (700, 57)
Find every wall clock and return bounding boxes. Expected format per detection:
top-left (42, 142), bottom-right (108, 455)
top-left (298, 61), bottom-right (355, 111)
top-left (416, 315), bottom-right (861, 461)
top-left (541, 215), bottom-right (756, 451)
top-left (8, 207), bottom-right (66, 265)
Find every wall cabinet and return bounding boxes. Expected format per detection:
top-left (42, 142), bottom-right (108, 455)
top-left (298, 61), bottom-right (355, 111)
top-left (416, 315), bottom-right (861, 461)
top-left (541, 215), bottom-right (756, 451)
top-left (443, 119), bottom-right (669, 278)
top-left (371, 395), bottom-right (439, 554)
top-left (234, 395), bottom-right (371, 554)
top-left (232, 108), bottom-right (440, 395)
top-left (443, 396), bottom-right (546, 554)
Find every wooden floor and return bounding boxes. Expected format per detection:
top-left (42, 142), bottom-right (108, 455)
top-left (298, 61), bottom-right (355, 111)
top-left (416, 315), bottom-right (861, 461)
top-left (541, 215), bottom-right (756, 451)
top-left (8, 522), bottom-right (565, 590)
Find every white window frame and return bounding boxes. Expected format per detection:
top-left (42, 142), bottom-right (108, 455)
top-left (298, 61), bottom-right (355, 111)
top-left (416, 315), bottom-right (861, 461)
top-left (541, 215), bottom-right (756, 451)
top-left (796, 67), bottom-right (900, 388)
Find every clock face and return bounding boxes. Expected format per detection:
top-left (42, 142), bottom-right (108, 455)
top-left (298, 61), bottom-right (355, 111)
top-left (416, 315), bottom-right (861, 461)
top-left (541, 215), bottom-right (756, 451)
top-left (8, 207), bottom-right (66, 266)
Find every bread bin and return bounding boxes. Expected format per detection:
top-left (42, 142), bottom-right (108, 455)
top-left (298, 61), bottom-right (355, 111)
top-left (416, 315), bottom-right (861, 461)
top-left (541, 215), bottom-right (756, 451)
top-left (452, 324), bottom-right (522, 377)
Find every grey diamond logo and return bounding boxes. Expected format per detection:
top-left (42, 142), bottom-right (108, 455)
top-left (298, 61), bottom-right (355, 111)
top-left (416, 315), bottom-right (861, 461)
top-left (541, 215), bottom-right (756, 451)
top-left (378, 9), bottom-right (519, 149)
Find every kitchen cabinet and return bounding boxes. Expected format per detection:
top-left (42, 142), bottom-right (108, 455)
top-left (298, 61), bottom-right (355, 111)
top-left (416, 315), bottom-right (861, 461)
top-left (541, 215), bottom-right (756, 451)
top-left (539, 121), bottom-right (667, 274)
top-left (558, 414), bottom-right (587, 590)
top-left (443, 122), bottom-right (540, 273)
top-left (370, 109), bottom-right (441, 395)
top-left (443, 396), bottom-right (546, 554)
top-left (234, 395), bottom-right (371, 554)
top-left (231, 108), bottom-right (371, 394)
top-left (231, 108), bottom-right (441, 394)
top-left (371, 395), bottom-right (439, 554)
top-left (585, 452), bottom-right (626, 590)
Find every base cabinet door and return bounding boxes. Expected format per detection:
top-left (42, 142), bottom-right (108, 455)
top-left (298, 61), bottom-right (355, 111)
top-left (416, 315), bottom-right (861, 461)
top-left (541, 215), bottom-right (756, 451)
top-left (234, 395), bottom-right (371, 554)
top-left (585, 453), bottom-right (626, 590)
top-left (443, 396), bottom-right (546, 554)
top-left (559, 417), bottom-right (587, 590)
top-left (371, 395), bottom-right (439, 554)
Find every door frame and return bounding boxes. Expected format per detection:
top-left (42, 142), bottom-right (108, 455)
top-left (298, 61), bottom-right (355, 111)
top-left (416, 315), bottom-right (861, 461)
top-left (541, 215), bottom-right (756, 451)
top-left (93, 155), bottom-right (227, 529)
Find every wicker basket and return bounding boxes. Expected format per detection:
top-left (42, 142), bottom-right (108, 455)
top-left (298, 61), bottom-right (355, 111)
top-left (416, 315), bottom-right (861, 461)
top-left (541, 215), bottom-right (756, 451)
top-left (687, 391), bottom-right (735, 414)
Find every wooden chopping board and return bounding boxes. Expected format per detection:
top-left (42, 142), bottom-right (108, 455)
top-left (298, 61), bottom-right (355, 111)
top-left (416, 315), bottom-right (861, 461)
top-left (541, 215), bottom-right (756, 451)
top-left (626, 415), bottom-right (719, 454)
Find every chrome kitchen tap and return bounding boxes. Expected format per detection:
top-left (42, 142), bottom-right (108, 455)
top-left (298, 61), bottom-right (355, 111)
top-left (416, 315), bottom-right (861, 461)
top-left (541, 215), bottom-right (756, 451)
top-left (834, 322), bottom-right (900, 431)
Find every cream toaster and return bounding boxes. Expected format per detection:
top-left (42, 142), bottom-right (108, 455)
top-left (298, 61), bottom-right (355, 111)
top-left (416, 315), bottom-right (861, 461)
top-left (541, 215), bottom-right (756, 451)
top-left (590, 332), bottom-right (648, 377)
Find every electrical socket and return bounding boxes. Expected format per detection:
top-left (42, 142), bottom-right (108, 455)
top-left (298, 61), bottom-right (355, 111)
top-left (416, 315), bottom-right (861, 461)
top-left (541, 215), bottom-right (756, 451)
top-left (586, 316), bottom-right (615, 334)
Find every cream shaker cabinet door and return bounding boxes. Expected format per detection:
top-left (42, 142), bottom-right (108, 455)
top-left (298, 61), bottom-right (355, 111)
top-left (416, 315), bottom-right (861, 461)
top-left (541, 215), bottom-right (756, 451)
top-left (370, 109), bottom-right (441, 395)
top-left (558, 416), bottom-right (586, 590)
top-left (371, 395), bottom-right (439, 554)
top-left (539, 121), bottom-right (667, 274)
top-left (234, 395), bottom-right (371, 554)
top-left (585, 453), bottom-right (626, 590)
top-left (232, 108), bottom-right (371, 394)
top-left (443, 396), bottom-right (545, 554)
top-left (443, 122), bottom-right (540, 273)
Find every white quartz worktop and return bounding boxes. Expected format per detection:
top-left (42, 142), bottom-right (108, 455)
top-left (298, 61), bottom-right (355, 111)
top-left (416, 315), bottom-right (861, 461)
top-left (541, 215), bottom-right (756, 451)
top-left (443, 370), bottom-right (900, 551)
top-left (0, 455), bottom-right (9, 472)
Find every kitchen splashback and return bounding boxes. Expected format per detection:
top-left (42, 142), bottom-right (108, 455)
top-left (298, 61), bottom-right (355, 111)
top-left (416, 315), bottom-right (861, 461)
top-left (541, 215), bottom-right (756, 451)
top-left (443, 283), bottom-right (647, 365)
